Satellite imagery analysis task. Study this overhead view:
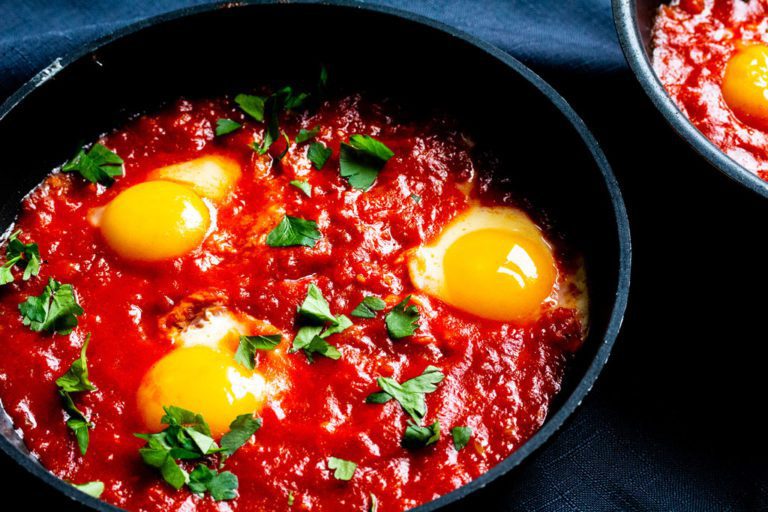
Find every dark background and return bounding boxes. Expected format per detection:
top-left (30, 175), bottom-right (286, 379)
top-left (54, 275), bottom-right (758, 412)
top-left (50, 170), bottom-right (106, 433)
top-left (2, 1), bottom-right (767, 510)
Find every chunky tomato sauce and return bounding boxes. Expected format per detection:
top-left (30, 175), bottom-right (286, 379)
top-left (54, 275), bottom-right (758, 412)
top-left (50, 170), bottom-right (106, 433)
top-left (653, 0), bottom-right (768, 180)
top-left (0, 94), bottom-right (584, 511)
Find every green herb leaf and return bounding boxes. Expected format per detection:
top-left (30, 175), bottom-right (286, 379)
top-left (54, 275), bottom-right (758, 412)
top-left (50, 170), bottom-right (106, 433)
top-left (370, 493), bottom-right (378, 512)
top-left (215, 118), bottom-right (242, 136)
top-left (288, 491), bottom-right (295, 506)
top-left (307, 142), bottom-right (332, 170)
top-left (410, 193), bottom-right (421, 203)
top-left (234, 94), bottom-right (265, 122)
top-left (290, 325), bottom-right (324, 353)
top-left (56, 334), bottom-right (96, 393)
top-left (351, 295), bottom-right (386, 319)
top-left (160, 405), bottom-right (212, 437)
top-left (327, 457), bottom-right (357, 481)
top-left (220, 414), bottom-right (262, 460)
top-left (289, 180), bottom-right (312, 197)
top-left (60, 392), bottom-right (92, 455)
top-left (339, 135), bottom-right (394, 190)
top-left (384, 296), bottom-right (420, 339)
top-left (257, 87), bottom-right (292, 155)
top-left (298, 283), bottom-right (337, 324)
top-left (62, 143), bottom-right (124, 186)
top-left (1, 230), bottom-right (41, 285)
top-left (188, 464), bottom-right (238, 501)
top-left (366, 366), bottom-right (444, 422)
top-left (235, 334), bottom-right (281, 370)
top-left (319, 65), bottom-right (328, 93)
top-left (296, 126), bottom-right (320, 144)
top-left (320, 314), bottom-right (352, 338)
top-left (303, 336), bottom-right (341, 362)
top-left (266, 215), bottom-right (321, 248)
top-left (451, 426), bottom-right (472, 451)
top-left (285, 91), bottom-right (311, 111)
top-left (19, 277), bottom-right (84, 335)
top-left (402, 420), bottom-right (440, 449)
top-left (72, 481), bottom-right (104, 498)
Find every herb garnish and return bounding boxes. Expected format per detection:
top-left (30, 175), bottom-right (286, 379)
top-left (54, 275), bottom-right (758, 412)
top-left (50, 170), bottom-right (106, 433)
top-left (234, 94), bottom-right (265, 122)
top-left (72, 481), bottom-right (104, 498)
top-left (19, 277), bottom-right (84, 334)
top-left (307, 142), bottom-right (332, 170)
top-left (266, 215), bottom-right (321, 248)
top-left (402, 420), bottom-right (441, 449)
top-left (1, 230), bottom-right (41, 286)
top-left (351, 295), bottom-right (386, 319)
top-left (289, 180), bottom-right (312, 197)
top-left (62, 143), bottom-right (124, 186)
top-left (290, 284), bottom-right (351, 362)
top-left (56, 335), bottom-right (96, 455)
top-left (410, 193), bottom-right (421, 203)
top-left (327, 457), bottom-right (357, 481)
top-left (384, 296), bottom-right (420, 339)
top-left (234, 334), bottom-right (281, 370)
top-left (188, 464), bottom-right (238, 501)
top-left (451, 426), bottom-right (472, 451)
top-left (215, 118), bottom-right (242, 136)
top-left (296, 126), bottom-right (320, 144)
top-left (220, 413), bottom-right (262, 462)
top-left (366, 366), bottom-right (444, 423)
top-left (339, 135), bottom-right (394, 190)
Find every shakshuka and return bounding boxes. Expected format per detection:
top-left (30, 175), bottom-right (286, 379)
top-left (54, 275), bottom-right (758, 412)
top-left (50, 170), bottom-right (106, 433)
top-left (0, 79), bottom-right (587, 511)
top-left (653, 0), bottom-right (768, 181)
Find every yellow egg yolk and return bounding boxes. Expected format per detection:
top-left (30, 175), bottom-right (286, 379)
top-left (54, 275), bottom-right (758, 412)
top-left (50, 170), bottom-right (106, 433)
top-left (100, 181), bottom-right (210, 261)
top-left (137, 345), bottom-right (266, 436)
top-left (722, 44), bottom-right (768, 131)
top-left (443, 228), bottom-right (556, 322)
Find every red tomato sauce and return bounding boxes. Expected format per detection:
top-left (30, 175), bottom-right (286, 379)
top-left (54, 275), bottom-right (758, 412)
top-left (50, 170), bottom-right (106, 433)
top-left (653, 0), bottom-right (768, 180)
top-left (0, 94), bottom-right (584, 511)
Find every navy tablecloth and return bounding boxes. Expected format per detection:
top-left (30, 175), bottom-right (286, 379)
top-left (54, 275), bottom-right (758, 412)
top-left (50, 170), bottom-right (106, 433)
top-left (2, 1), bottom-right (768, 511)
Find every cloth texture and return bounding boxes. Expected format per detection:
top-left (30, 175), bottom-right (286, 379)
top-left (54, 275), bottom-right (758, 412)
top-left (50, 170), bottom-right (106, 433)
top-left (2, 1), bottom-right (768, 511)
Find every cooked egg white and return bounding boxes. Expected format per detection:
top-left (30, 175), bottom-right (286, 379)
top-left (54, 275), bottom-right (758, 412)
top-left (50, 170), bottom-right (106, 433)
top-left (148, 155), bottom-right (241, 203)
top-left (137, 307), bottom-right (287, 436)
top-left (408, 205), bottom-right (561, 323)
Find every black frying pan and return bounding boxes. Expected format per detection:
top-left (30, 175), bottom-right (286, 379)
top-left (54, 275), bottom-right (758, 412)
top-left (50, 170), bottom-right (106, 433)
top-left (0, 2), bottom-right (631, 510)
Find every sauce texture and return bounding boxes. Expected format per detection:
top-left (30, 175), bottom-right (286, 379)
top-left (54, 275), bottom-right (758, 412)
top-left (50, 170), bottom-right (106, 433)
top-left (0, 94), bottom-right (584, 511)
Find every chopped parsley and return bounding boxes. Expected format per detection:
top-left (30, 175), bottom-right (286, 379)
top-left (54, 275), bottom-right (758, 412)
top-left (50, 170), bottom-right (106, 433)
top-left (188, 464), bottom-right (238, 501)
top-left (384, 296), bottom-right (420, 339)
top-left (307, 141), bottom-right (331, 170)
top-left (410, 193), bottom-right (421, 203)
top-left (296, 126), bottom-right (320, 144)
top-left (290, 284), bottom-right (351, 362)
top-left (19, 277), bottom-right (84, 335)
top-left (234, 94), bottom-right (265, 122)
top-left (288, 491), bottom-right (295, 506)
top-left (62, 143), bottom-right (124, 186)
top-left (266, 215), bottom-right (321, 248)
top-left (339, 135), bottom-right (394, 190)
top-left (451, 426), bottom-right (472, 451)
top-left (351, 295), bottom-right (386, 319)
top-left (135, 406), bottom-right (253, 500)
top-left (370, 493), bottom-right (378, 512)
top-left (366, 366), bottom-right (444, 423)
top-left (289, 180), bottom-right (312, 197)
top-left (256, 88), bottom-right (290, 155)
top-left (1, 230), bottom-right (41, 286)
top-left (56, 335), bottom-right (96, 455)
top-left (402, 420), bottom-right (441, 449)
top-left (234, 334), bottom-right (281, 370)
top-left (327, 457), bottom-right (357, 481)
top-left (215, 118), bottom-right (242, 136)
top-left (72, 481), bottom-right (104, 498)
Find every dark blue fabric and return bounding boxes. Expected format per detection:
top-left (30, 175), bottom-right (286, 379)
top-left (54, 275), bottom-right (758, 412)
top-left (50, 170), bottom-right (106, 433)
top-left (3, 2), bottom-right (768, 511)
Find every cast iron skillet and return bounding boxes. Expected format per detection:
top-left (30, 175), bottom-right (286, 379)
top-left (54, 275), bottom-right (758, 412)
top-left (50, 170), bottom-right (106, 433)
top-left (613, 0), bottom-right (768, 199)
top-left (0, 1), bottom-right (631, 510)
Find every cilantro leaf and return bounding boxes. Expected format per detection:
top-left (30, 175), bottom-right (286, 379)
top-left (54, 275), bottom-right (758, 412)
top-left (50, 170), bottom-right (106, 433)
top-left (1, 230), bottom-right (41, 285)
top-left (234, 94), bottom-right (265, 122)
top-left (62, 143), bottom-right (124, 186)
top-left (320, 314), bottom-right (352, 338)
top-left (307, 142), bottom-right (331, 170)
top-left (285, 91), bottom-right (311, 111)
top-left (220, 414), bottom-right (262, 460)
top-left (366, 366), bottom-right (444, 422)
top-left (188, 464), bottom-right (238, 501)
top-left (60, 392), bottom-right (92, 455)
top-left (56, 334), bottom-right (96, 393)
top-left (410, 193), bottom-right (421, 203)
top-left (266, 215), bottom-right (321, 248)
top-left (288, 491), bottom-right (295, 506)
top-left (215, 118), bottom-right (242, 136)
top-left (384, 296), bottom-right (419, 339)
top-left (303, 336), bottom-right (341, 362)
top-left (339, 135), bottom-right (394, 190)
top-left (298, 283), bottom-right (337, 324)
top-left (19, 278), bottom-right (84, 335)
top-left (351, 296), bottom-right (386, 319)
top-left (72, 481), bottom-right (104, 498)
top-left (296, 126), bottom-right (320, 144)
top-left (289, 180), bottom-right (312, 197)
top-left (402, 420), bottom-right (440, 449)
top-left (234, 334), bottom-right (281, 370)
top-left (451, 426), bottom-right (472, 451)
top-left (290, 325), bottom-right (324, 353)
top-left (327, 457), bottom-right (357, 481)
top-left (257, 87), bottom-right (293, 155)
